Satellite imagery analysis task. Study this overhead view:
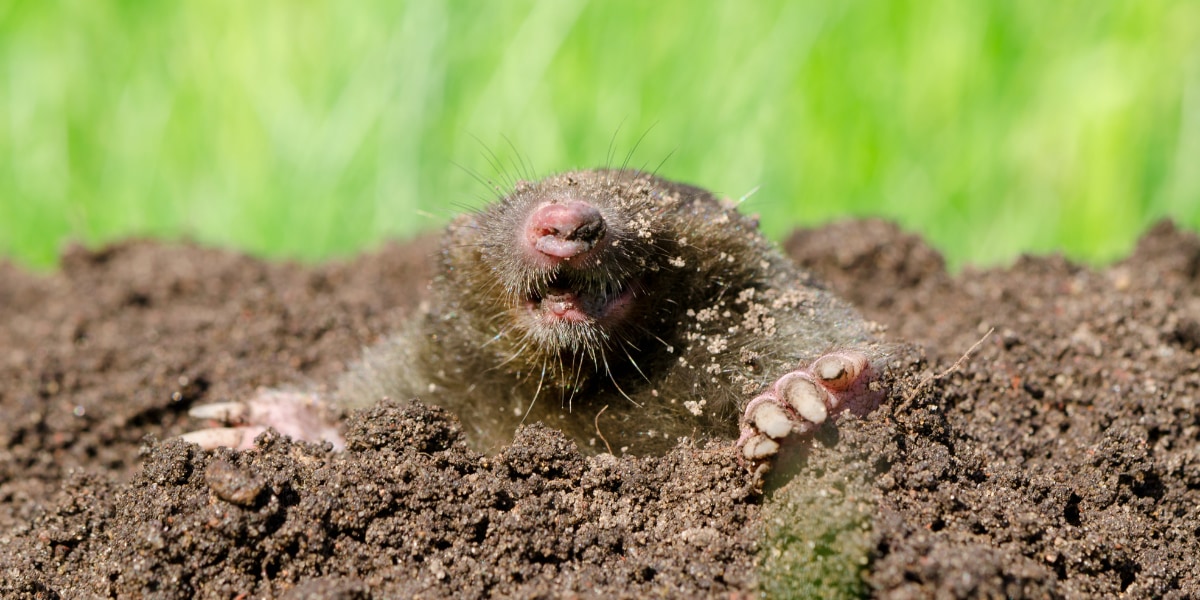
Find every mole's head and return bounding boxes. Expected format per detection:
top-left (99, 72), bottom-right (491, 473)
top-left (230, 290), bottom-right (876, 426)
top-left (460, 170), bottom-right (689, 358)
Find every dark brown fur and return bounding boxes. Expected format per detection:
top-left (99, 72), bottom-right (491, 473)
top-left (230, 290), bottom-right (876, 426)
top-left (337, 169), bottom-right (881, 454)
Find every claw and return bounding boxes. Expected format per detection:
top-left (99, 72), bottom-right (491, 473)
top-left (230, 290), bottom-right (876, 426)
top-left (735, 350), bottom-right (880, 467)
top-left (182, 389), bottom-right (345, 451)
top-left (740, 433), bottom-right (780, 461)
top-left (776, 373), bottom-right (829, 424)
top-left (748, 397), bottom-right (793, 439)
top-left (188, 401), bottom-right (249, 423)
top-left (812, 351), bottom-right (867, 390)
top-left (179, 426), bottom-right (263, 450)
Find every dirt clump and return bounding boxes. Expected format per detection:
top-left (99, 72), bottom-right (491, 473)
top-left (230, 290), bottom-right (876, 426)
top-left (2, 219), bottom-right (1199, 598)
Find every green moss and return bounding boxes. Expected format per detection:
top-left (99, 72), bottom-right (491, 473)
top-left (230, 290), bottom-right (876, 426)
top-left (758, 462), bottom-right (876, 599)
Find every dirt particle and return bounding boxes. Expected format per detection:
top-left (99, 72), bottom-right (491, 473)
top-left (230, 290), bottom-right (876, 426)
top-left (204, 459), bottom-right (266, 507)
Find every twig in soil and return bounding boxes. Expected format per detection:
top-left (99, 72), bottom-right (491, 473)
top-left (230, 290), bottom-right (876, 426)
top-left (903, 327), bottom-right (994, 403)
top-left (594, 405), bottom-right (614, 455)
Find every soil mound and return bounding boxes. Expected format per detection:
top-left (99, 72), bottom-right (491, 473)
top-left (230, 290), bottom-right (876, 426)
top-left (3, 220), bottom-right (1198, 598)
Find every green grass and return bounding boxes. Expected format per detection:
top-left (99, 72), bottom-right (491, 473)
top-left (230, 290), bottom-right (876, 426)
top-left (2, 0), bottom-right (1198, 270)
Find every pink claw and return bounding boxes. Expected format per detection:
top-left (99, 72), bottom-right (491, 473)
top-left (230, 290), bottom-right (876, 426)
top-left (182, 389), bottom-right (345, 451)
top-left (736, 350), bottom-right (879, 464)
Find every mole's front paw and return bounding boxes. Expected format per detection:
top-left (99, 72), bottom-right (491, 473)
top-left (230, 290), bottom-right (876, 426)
top-left (181, 389), bottom-right (345, 451)
top-left (737, 351), bottom-right (880, 463)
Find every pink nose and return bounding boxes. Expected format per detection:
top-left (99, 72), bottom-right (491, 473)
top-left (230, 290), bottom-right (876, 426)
top-left (526, 201), bottom-right (606, 260)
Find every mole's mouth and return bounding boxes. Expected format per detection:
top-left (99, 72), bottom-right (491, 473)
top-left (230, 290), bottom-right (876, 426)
top-left (525, 274), bottom-right (635, 325)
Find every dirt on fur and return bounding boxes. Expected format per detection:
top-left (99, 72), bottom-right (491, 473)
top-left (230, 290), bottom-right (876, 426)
top-left (2, 219), bottom-right (1198, 598)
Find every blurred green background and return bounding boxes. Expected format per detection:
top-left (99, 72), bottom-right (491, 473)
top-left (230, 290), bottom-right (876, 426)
top-left (2, 0), bottom-right (1198, 271)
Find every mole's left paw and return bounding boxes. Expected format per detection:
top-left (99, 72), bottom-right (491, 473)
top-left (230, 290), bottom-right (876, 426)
top-left (181, 389), bottom-right (345, 451)
top-left (737, 351), bottom-right (880, 462)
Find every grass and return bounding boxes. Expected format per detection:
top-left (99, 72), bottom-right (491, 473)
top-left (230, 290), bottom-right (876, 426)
top-left (1, 0), bottom-right (1198, 270)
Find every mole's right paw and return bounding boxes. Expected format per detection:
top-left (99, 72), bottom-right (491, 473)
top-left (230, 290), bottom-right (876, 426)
top-left (736, 351), bottom-right (881, 464)
top-left (181, 388), bottom-right (345, 451)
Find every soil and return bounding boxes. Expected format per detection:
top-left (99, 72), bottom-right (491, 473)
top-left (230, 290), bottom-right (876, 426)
top-left (2, 219), bottom-right (1198, 598)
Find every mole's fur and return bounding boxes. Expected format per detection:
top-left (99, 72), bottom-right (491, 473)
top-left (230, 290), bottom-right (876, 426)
top-left (327, 169), bottom-right (885, 455)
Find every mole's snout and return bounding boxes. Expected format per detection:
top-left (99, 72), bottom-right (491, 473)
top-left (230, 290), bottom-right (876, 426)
top-left (526, 201), bottom-right (606, 261)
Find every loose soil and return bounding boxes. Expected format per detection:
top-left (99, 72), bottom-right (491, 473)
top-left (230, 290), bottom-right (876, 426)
top-left (1, 219), bottom-right (1198, 598)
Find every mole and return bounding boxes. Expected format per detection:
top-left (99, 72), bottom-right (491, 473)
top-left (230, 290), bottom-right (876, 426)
top-left (183, 169), bottom-right (890, 464)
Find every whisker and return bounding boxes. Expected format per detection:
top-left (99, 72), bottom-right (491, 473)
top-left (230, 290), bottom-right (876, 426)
top-left (501, 135), bottom-right (535, 182)
top-left (451, 159), bottom-right (500, 194)
top-left (620, 345), bottom-right (651, 384)
top-left (621, 122), bottom-right (657, 173)
top-left (606, 119), bottom-right (627, 171)
top-left (520, 361), bottom-right (547, 426)
top-left (600, 346), bottom-right (643, 408)
top-left (469, 134), bottom-right (515, 193)
top-left (650, 148), bottom-right (676, 179)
